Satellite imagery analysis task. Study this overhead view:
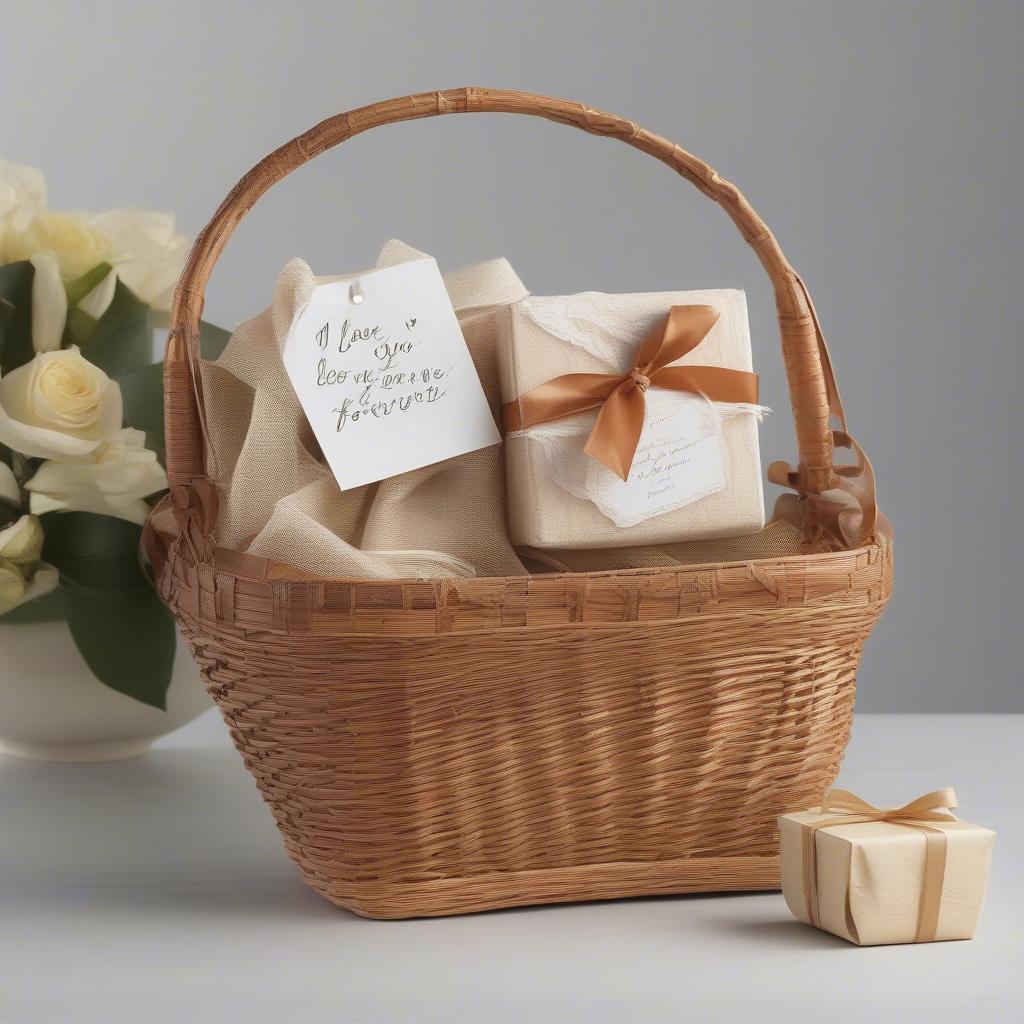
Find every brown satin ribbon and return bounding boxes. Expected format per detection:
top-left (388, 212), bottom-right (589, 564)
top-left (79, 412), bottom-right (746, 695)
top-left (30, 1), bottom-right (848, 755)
top-left (501, 305), bottom-right (759, 481)
top-left (799, 787), bottom-right (958, 943)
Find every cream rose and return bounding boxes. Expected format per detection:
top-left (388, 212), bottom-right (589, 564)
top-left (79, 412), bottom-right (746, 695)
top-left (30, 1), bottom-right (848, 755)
top-left (28, 252), bottom-right (68, 353)
top-left (26, 427), bottom-right (167, 525)
top-left (0, 559), bottom-right (26, 613)
top-left (0, 514), bottom-right (57, 615)
top-left (89, 208), bottom-right (188, 311)
top-left (0, 462), bottom-right (19, 506)
top-left (0, 511), bottom-right (43, 565)
top-left (6, 209), bottom-right (110, 281)
top-left (0, 159), bottom-right (47, 259)
top-left (0, 347), bottom-right (123, 460)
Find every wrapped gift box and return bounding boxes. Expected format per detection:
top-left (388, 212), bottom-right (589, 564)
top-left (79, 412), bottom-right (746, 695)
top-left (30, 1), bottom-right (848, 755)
top-left (497, 289), bottom-right (765, 549)
top-left (779, 789), bottom-right (995, 945)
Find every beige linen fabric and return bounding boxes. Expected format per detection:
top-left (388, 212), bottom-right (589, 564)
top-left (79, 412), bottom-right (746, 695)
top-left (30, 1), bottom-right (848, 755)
top-left (199, 242), bottom-right (529, 579)
top-left (499, 290), bottom-right (766, 549)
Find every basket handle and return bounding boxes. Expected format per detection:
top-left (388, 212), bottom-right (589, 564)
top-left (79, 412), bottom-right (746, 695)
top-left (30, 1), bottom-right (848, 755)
top-left (163, 87), bottom-right (875, 547)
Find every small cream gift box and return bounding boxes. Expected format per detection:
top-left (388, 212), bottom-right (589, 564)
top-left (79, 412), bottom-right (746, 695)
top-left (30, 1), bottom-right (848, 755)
top-left (497, 290), bottom-right (766, 549)
top-left (779, 788), bottom-right (995, 945)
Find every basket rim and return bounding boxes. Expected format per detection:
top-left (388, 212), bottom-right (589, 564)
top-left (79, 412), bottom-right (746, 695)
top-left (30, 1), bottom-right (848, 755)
top-left (205, 528), bottom-right (891, 588)
top-left (163, 527), bottom-right (892, 639)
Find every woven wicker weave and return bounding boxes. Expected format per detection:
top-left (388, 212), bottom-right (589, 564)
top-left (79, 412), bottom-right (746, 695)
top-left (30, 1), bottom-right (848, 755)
top-left (152, 88), bottom-right (891, 919)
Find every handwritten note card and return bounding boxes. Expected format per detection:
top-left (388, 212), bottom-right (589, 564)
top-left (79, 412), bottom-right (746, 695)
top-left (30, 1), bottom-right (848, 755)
top-left (282, 256), bottom-right (501, 491)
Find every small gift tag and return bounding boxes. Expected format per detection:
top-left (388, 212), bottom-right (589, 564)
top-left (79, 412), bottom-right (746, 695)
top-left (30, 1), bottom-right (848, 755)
top-left (601, 390), bottom-right (728, 525)
top-left (282, 255), bottom-right (501, 491)
top-left (533, 389), bottom-right (727, 528)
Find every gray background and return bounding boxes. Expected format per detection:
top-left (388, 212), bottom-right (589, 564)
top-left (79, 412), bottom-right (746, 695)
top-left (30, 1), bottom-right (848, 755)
top-left (4, 0), bottom-right (1021, 710)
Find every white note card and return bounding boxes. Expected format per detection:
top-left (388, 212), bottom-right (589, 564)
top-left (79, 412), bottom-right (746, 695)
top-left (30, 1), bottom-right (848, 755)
top-left (282, 256), bottom-right (501, 491)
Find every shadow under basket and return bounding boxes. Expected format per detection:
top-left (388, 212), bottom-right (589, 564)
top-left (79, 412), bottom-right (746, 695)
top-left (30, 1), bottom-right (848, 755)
top-left (152, 88), bottom-right (891, 919)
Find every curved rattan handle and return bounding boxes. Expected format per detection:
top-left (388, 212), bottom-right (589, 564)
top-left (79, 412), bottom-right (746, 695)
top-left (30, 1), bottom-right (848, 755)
top-left (164, 87), bottom-right (866, 542)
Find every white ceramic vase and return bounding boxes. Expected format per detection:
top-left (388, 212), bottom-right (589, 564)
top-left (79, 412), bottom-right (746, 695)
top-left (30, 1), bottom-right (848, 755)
top-left (0, 619), bottom-right (212, 762)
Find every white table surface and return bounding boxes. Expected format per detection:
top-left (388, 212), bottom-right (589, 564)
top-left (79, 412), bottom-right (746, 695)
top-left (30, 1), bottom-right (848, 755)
top-left (1, 711), bottom-right (1020, 1024)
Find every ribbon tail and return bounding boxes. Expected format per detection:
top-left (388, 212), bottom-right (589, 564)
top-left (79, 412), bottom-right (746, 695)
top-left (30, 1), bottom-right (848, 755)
top-left (915, 828), bottom-right (948, 942)
top-left (832, 429), bottom-right (878, 548)
top-left (503, 372), bottom-right (620, 433)
top-left (800, 823), bottom-right (821, 928)
top-left (584, 383), bottom-right (646, 481)
top-left (638, 304), bottom-right (721, 371)
top-left (769, 427), bottom-right (879, 550)
top-left (652, 364), bottom-right (760, 406)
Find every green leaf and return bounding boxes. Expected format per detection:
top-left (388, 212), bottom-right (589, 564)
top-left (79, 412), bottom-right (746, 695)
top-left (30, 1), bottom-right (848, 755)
top-left (0, 508), bottom-right (19, 532)
top-left (40, 511), bottom-right (149, 597)
top-left (65, 306), bottom-right (99, 347)
top-left (200, 319), bottom-right (231, 359)
top-left (0, 585), bottom-right (64, 623)
top-left (116, 318), bottom-right (230, 462)
top-left (61, 583), bottom-right (175, 709)
top-left (64, 262), bottom-right (113, 307)
top-left (0, 260), bottom-right (35, 374)
top-left (80, 279), bottom-right (152, 377)
top-left (25, 510), bottom-right (176, 707)
top-left (117, 361), bottom-right (165, 461)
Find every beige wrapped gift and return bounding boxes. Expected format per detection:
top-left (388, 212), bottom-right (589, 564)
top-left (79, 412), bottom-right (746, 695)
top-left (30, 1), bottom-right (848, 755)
top-left (779, 788), bottom-right (995, 945)
top-left (497, 289), bottom-right (766, 549)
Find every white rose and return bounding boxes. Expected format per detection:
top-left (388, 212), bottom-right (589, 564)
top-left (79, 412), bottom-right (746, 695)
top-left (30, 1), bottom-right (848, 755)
top-left (0, 562), bottom-right (58, 614)
top-left (28, 252), bottom-right (68, 353)
top-left (6, 209), bottom-right (110, 281)
top-left (0, 347), bottom-right (123, 460)
top-left (0, 511), bottom-right (43, 565)
top-left (0, 514), bottom-right (57, 615)
top-left (0, 462), bottom-right (20, 506)
top-left (0, 159), bottom-right (47, 259)
top-left (26, 427), bottom-right (167, 525)
top-left (0, 558), bottom-right (27, 613)
top-left (88, 208), bottom-right (188, 311)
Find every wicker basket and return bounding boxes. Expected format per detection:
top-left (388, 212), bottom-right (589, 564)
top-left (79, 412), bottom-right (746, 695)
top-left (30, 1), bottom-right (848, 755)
top-left (152, 88), bottom-right (891, 919)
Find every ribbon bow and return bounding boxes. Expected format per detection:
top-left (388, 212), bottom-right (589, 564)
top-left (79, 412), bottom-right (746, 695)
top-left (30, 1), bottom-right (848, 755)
top-left (501, 305), bottom-right (759, 481)
top-left (799, 788), bottom-right (958, 943)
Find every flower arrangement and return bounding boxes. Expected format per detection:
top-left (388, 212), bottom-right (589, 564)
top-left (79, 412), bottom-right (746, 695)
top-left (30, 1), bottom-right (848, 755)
top-left (0, 159), bottom-right (226, 708)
